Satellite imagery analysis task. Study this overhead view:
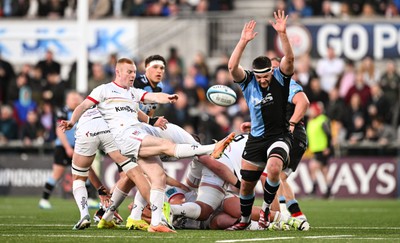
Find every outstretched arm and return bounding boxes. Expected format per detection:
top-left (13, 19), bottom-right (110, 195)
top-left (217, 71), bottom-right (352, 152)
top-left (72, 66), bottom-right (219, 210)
top-left (228, 20), bottom-right (258, 82)
top-left (143, 92), bottom-right (178, 104)
top-left (271, 10), bottom-right (294, 76)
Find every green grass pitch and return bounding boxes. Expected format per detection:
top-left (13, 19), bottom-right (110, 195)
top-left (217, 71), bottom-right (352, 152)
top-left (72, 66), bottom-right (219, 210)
top-left (0, 196), bottom-right (399, 242)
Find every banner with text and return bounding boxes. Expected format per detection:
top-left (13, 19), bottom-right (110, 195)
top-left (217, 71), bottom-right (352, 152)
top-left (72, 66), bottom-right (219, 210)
top-left (267, 21), bottom-right (400, 61)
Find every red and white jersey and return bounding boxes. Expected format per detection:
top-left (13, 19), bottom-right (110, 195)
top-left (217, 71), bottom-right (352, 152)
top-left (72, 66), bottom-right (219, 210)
top-left (76, 106), bottom-right (102, 130)
top-left (87, 82), bottom-right (147, 135)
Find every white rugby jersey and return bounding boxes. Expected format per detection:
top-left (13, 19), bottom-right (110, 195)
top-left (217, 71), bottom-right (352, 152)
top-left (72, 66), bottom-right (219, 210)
top-left (76, 106), bottom-right (102, 129)
top-left (217, 134), bottom-right (248, 181)
top-left (87, 82), bottom-right (147, 134)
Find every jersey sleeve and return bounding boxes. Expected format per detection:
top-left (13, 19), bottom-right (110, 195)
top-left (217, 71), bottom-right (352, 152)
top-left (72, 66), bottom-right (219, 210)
top-left (130, 87), bottom-right (148, 102)
top-left (237, 70), bottom-right (253, 91)
top-left (87, 85), bottom-right (105, 104)
top-left (288, 80), bottom-right (303, 103)
top-left (274, 67), bottom-right (292, 86)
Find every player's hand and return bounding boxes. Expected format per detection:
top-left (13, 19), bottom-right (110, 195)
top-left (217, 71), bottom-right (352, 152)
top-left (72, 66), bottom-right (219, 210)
top-left (98, 186), bottom-right (111, 208)
top-left (65, 146), bottom-right (74, 157)
top-left (59, 120), bottom-right (74, 132)
top-left (240, 122), bottom-right (251, 133)
top-left (270, 10), bottom-right (288, 33)
top-left (168, 94), bottom-right (179, 103)
top-left (241, 20), bottom-right (258, 43)
top-left (154, 116), bottom-right (168, 130)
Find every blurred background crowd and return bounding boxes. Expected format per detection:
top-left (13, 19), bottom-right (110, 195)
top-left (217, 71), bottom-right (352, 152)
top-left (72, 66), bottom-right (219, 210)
top-left (0, 0), bottom-right (399, 153)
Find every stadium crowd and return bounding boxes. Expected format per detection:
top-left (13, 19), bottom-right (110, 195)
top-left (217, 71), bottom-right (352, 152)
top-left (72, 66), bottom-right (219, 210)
top-left (0, 0), bottom-right (234, 18)
top-left (0, 45), bottom-right (398, 151)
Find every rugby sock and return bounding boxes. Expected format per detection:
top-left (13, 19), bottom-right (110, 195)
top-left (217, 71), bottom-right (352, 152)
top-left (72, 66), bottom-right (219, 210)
top-left (170, 202), bottom-right (201, 220)
top-left (262, 178), bottom-right (280, 212)
top-left (287, 199), bottom-right (302, 216)
top-left (279, 195), bottom-right (286, 204)
top-left (150, 189), bottom-right (164, 226)
top-left (103, 187), bottom-right (128, 221)
top-left (174, 144), bottom-right (215, 158)
top-left (72, 180), bottom-right (88, 219)
top-left (239, 193), bottom-right (255, 223)
top-left (130, 191), bottom-right (148, 220)
top-left (42, 177), bottom-right (56, 200)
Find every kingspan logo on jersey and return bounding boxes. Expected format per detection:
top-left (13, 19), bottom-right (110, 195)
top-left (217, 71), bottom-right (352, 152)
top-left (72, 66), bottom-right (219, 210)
top-left (115, 106), bottom-right (136, 113)
top-left (255, 93), bottom-right (274, 106)
top-left (85, 130), bottom-right (111, 137)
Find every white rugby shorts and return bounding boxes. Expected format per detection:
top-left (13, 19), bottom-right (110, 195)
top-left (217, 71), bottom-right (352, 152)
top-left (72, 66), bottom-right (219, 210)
top-left (74, 117), bottom-right (118, 156)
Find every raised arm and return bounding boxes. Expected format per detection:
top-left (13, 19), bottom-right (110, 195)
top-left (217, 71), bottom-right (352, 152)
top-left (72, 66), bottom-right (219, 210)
top-left (270, 10), bottom-right (294, 76)
top-left (228, 20), bottom-right (258, 82)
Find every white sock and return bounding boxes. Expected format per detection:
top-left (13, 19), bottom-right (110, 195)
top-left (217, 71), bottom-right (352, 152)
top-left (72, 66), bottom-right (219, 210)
top-left (149, 189), bottom-right (164, 226)
top-left (72, 180), bottom-right (88, 219)
top-left (275, 211), bottom-right (289, 223)
top-left (170, 202), bottom-right (201, 220)
top-left (103, 187), bottom-right (128, 221)
top-left (130, 191), bottom-right (148, 220)
top-left (174, 144), bottom-right (215, 158)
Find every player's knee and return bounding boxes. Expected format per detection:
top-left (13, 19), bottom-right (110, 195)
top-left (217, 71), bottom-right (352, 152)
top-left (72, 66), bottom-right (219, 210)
top-left (117, 157), bottom-right (138, 173)
top-left (240, 169), bottom-right (262, 182)
top-left (196, 201), bottom-right (213, 221)
top-left (71, 163), bottom-right (90, 177)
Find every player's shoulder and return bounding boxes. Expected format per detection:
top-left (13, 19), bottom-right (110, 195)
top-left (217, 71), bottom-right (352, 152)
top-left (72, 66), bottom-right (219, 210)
top-left (134, 74), bottom-right (148, 89)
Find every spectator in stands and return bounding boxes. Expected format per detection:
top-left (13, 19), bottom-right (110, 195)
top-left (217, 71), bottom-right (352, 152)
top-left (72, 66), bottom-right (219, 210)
top-left (88, 62), bottom-right (110, 91)
top-left (29, 64), bottom-right (47, 104)
top-left (122, 0), bottom-right (147, 16)
top-left (304, 76), bottom-right (329, 106)
top-left (360, 2), bottom-right (376, 17)
top-left (68, 57), bottom-right (93, 90)
top-left (337, 59), bottom-right (356, 98)
top-left (367, 84), bottom-right (391, 124)
top-left (163, 89), bottom-right (190, 128)
top-left (38, 101), bottom-right (56, 142)
top-left (13, 86), bottom-right (38, 127)
top-left (344, 71), bottom-right (371, 107)
top-left (325, 87), bottom-right (347, 127)
top-left (0, 104), bottom-right (18, 143)
top-left (294, 55), bottom-right (317, 87)
top-left (359, 56), bottom-right (380, 87)
top-left (36, 50), bottom-right (61, 80)
top-left (379, 59), bottom-right (400, 106)
top-left (38, 0), bottom-right (69, 18)
top-left (320, 0), bottom-right (335, 18)
top-left (0, 0), bottom-right (30, 17)
top-left (346, 113), bottom-right (366, 145)
top-left (197, 103), bottom-right (229, 144)
top-left (365, 116), bottom-right (396, 145)
top-left (338, 2), bottom-right (353, 19)
top-left (190, 51), bottom-right (210, 90)
top-left (316, 46), bottom-right (344, 93)
top-left (0, 54), bottom-right (15, 105)
top-left (103, 53), bottom-right (117, 78)
top-left (42, 70), bottom-right (67, 109)
top-left (343, 93), bottom-right (369, 133)
top-left (89, 0), bottom-right (111, 19)
top-left (7, 73), bottom-right (28, 105)
top-left (287, 0), bottom-right (314, 19)
top-left (20, 110), bottom-right (44, 146)
top-left (385, 1), bottom-right (399, 17)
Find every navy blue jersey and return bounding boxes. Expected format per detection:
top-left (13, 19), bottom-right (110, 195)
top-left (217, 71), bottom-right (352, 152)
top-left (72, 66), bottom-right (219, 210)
top-left (236, 68), bottom-right (291, 138)
top-left (134, 74), bottom-right (163, 115)
top-left (55, 106), bottom-right (76, 147)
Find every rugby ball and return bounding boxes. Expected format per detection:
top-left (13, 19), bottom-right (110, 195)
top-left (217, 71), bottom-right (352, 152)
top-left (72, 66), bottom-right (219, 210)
top-left (206, 85), bottom-right (237, 107)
